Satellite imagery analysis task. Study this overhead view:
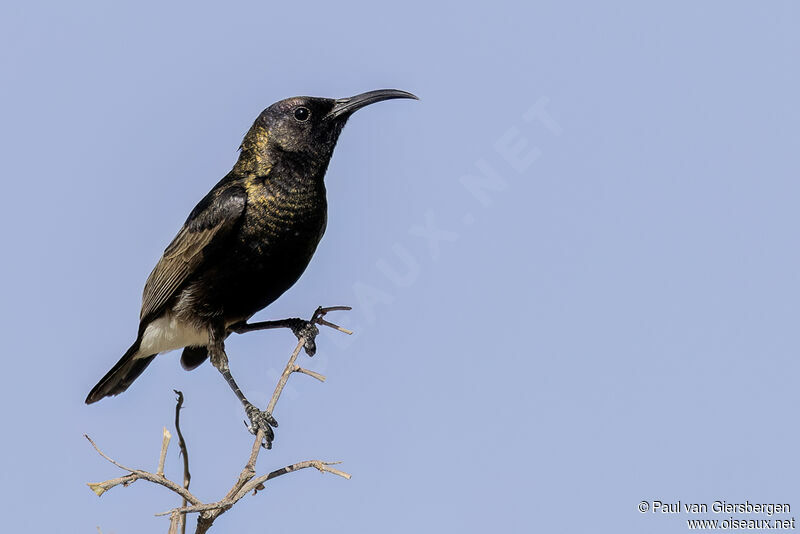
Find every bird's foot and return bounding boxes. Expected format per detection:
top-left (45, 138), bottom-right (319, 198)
top-left (285, 318), bottom-right (320, 356)
top-left (244, 402), bottom-right (278, 449)
top-left (228, 306), bottom-right (351, 355)
top-left (292, 305), bottom-right (353, 355)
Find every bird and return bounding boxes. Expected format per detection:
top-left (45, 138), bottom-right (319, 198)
top-left (86, 89), bottom-right (418, 448)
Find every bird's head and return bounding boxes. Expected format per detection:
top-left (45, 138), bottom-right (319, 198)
top-left (235, 89), bottom-right (418, 175)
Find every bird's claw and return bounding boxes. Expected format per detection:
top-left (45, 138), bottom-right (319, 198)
top-left (288, 319), bottom-right (319, 356)
top-left (244, 403), bottom-right (278, 449)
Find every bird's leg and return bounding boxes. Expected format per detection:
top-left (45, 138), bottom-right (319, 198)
top-left (232, 317), bottom-right (319, 355)
top-left (228, 306), bottom-right (351, 356)
top-left (208, 323), bottom-right (277, 449)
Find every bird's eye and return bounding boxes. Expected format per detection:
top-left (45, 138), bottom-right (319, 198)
top-left (294, 107), bottom-right (310, 121)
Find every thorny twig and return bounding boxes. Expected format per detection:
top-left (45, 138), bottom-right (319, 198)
top-left (87, 306), bottom-right (353, 534)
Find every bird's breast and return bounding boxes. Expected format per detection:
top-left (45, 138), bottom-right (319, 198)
top-left (172, 177), bottom-right (328, 323)
top-left (242, 179), bottom-right (328, 257)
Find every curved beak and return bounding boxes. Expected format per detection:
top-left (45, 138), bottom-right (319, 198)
top-left (326, 89), bottom-right (418, 120)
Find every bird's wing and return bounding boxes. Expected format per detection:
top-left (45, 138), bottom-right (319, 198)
top-left (140, 184), bottom-right (247, 322)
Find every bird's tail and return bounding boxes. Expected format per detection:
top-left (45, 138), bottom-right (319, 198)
top-left (85, 341), bottom-right (156, 404)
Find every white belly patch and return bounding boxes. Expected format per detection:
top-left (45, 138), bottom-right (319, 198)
top-left (137, 314), bottom-right (208, 357)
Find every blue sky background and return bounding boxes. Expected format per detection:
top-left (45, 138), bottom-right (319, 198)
top-left (1, 1), bottom-right (799, 532)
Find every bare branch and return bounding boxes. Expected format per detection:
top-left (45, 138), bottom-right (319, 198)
top-left (293, 365), bottom-right (326, 382)
top-left (86, 305), bottom-right (353, 533)
top-left (314, 305), bottom-right (354, 335)
top-left (168, 511), bottom-right (181, 534)
top-left (239, 460), bottom-right (351, 497)
top-left (174, 390), bottom-right (191, 534)
top-left (266, 338), bottom-right (305, 415)
top-left (85, 434), bottom-right (138, 472)
top-left (84, 434), bottom-right (202, 506)
top-left (87, 473), bottom-right (138, 497)
top-left (157, 427), bottom-right (171, 477)
top-left (157, 459), bottom-right (351, 517)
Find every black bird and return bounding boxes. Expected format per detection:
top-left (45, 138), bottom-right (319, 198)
top-left (86, 89), bottom-right (417, 447)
